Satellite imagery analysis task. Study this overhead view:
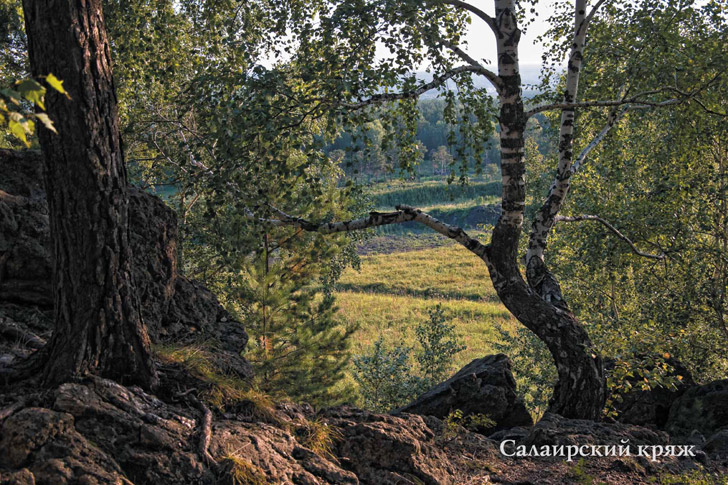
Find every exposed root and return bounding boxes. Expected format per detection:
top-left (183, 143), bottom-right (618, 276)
top-left (0, 320), bottom-right (46, 349)
top-left (187, 393), bottom-right (216, 467)
top-left (0, 346), bottom-right (48, 386)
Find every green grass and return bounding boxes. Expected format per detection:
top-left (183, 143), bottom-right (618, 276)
top-left (336, 242), bottom-right (517, 373)
top-left (335, 175), bottom-right (518, 387)
top-left (369, 179), bottom-right (500, 209)
top-left (363, 177), bottom-right (501, 235)
top-left (338, 242), bottom-right (497, 302)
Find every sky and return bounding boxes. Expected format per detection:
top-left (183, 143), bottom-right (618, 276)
top-left (458, 3), bottom-right (552, 67)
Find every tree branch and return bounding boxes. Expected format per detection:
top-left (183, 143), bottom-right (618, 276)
top-left (342, 65), bottom-right (485, 109)
top-left (555, 215), bottom-right (666, 260)
top-left (431, 0), bottom-right (497, 33)
top-left (585, 0), bottom-right (610, 27)
top-left (525, 88), bottom-right (691, 118)
top-left (439, 38), bottom-right (503, 92)
top-left (570, 106), bottom-right (627, 175)
top-left (256, 205), bottom-right (489, 262)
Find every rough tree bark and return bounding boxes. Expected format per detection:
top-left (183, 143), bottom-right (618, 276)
top-left (21, 0), bottom-right (156, 388)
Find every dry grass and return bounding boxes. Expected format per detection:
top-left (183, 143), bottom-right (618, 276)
top-left (218, 453), bottom-right (268, 485)
top-left (295, 417), bottom-right (342, 460)
top-left (154, 343), bottom-right (279, 422)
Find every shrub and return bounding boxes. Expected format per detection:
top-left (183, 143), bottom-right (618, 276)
top-left (353, 305), bottom-right (465, 412)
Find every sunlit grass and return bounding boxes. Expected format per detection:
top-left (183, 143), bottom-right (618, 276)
top-left (338, 242), bottom-right (497, 302)
top-left (335, 242), bottom-right (517, 372)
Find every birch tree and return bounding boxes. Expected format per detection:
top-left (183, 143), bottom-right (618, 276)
top-left (236, 0), bottom-right (720, 420)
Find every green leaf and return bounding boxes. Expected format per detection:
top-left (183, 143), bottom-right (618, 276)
top-left (8, 117), bottom-right (30, 147)
top-left (16, 79), bottom-right (46, 110)
top-left (35, 113), bottom-right (57, 134)
top-left (0, 88), bottom-right (22, 105)
top-left (45, 73), bottom-right (70, 99)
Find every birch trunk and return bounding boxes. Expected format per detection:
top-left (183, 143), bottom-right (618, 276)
top-left (488, 0), bottom-right (606, 419)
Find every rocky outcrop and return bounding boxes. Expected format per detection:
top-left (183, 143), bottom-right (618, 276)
top-left (0, 150), bottom-right (52, 308)
top-left (0, 378), bottom-right (464, 485)
top-left (323, 407), bottom-right (455, 485)
top-left (399, 354), bottom-right (533, 432)
top-left (0, 149), bottom-right (251, 379)
top-left (704, 429), bottom-right (728, 456)
top-left (666, 379), bottom-right (728, 438)
top-left (0, 376), bottom-right (721, 484)
top-left (520, 412), bottom-right (669, 448)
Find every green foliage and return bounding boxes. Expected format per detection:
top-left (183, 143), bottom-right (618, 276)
top-left (353, 305), bottom-right (465, 412)
top-left (416, 304), bottom-right (466, 388)
top-left (605, 352), bottom-right (684, 419)
top-left (352, 338), bottom-right (421, 412)
top-left (442, 409), bottom-right (495, 440)
top-left (0, 74), bottom-right (65, 147)
top-left (650, 468), bottom-right (728, 485)
top-left (494, 326), bottom-right (556, 420)
top-left (542, 1), bottom-right (728, 385)
top-left (569, 458), bottom-right (602, 485)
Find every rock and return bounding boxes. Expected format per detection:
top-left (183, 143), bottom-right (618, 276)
top-left (210, 420), bottom-right (358, 484)
top-left (0, 380), bottom-right (462, 485)
top-left (323, 407), bottom-right (456, 485)
top-left (164, 276), bottom-right (252, 378)
top-left (703, 429), bottom-right (728, 455)
top-left (666, 379), bottom-right (728, 437)
top-left (0, 468), bottom-right (35, 485)
top-left (0, 407), bottom-right (126, 483)
top-left (521, 412), bottom-right (669, 448)
top-left (128, 186), bottom-right (178, 335)
top-left (607, 356), bottom-right (695, 428)
top-left (488, 426), bottom-right (530, 442)
top-left (0, 149), bottom-right (251, 378)
top-left (0, 379), bottom-right (722, 484)
top-left (399, 354), bottom-right (533, 432)
top-left (0, 150), bottom-right (52, 307)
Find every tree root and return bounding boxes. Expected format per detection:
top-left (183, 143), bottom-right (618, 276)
top-left (0, 320), bottom-right (46, 350)
top-left (184, 393), bottom-right (216, 467)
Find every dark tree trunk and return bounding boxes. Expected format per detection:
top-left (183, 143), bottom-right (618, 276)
top-left (22, 0), bottom-right (156, 388)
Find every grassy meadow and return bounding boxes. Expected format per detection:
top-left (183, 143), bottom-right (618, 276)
top-left (335, 174), bottom-right (518, 379)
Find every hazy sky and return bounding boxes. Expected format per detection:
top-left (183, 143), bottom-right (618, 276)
top-left (459, 4), bottom-right (552, 67)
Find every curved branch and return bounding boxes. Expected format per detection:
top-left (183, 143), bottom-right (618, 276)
top-left (585, 0), bottom-right (610, 27)
top-left (258, 205), bottom-right (489, 262)
top-left (570, 106), bottom-right (627, 175)
top-left (430, 0), bottom-right (497, 33)
top-left (555, 215), bottom-right (666, 260)
top-left (525, 86), bottom-right (699, 118)
top-left (342, 65), bottom-right (485, 110)
top-left (439, 38), bottom-right (503, 93)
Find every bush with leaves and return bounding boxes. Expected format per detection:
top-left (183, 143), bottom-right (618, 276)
top-left (353, 304), bottom-right (465, 412)
top-left (494, 326), bottom-right (556, 421)
top-left (416, 304), bottom-right (467, 389)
